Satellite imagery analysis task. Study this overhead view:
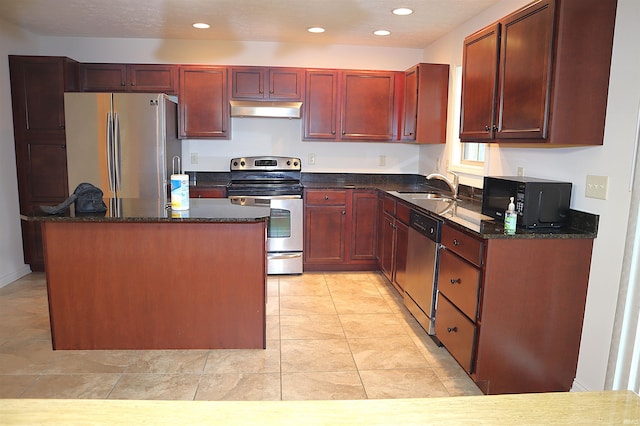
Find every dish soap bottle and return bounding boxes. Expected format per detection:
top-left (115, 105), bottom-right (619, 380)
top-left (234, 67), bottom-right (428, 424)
top-left (504, 197), bottom-right (517, 235)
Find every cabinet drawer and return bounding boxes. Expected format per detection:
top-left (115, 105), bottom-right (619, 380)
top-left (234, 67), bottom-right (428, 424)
top-left (435, 294), bottom-right (477, 373)
top-left (438, 249), bottom-right (481, 320)
top-left (383, 195), bottom-right (396, 215)
top-left (306, 190), bottom-right (347, 206)
top-left (190, 187), bottom-right (226, 198)
top-left (441, 224), bottom-right (484, 267)
top-left (396, 201), bottom-right (411, 225)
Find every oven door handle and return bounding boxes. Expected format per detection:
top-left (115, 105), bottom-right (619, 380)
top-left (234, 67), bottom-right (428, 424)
top-left (228, 195), bottom-right (301, 201)
top-left (267, 253), bottom-right (303, 260)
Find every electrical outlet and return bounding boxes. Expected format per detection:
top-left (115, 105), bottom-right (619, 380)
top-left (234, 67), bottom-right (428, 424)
top-left (585, 175), bottom-right (609, 200)
top-left (379, 155), bottom-right (386, 167)
top-left (308, 153), bottom-right (316, 165)
top-left (190, 152), bottom-right (199, 164)
top-left (517, 166), bottom-right (524, 177)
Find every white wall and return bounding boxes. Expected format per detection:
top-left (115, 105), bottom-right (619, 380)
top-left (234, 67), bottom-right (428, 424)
top-left (0, 19), bottom-right (40, 287)
top-left (39, 37), bottom-right (425, 174)
top-left (421, 0), bottom-right (640, 391)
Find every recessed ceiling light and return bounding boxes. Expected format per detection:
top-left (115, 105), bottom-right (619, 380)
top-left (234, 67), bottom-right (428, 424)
top-left (392, 8), bottom-right (414, 16)
top-left (192, 23), bottom-right (210, 29)
top-left (374, 30), bottom-right (391, 36)
top-left (308, 27), bottom-right (325, 33)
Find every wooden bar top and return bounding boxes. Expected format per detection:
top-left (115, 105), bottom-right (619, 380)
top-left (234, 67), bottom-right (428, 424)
top-left (1, 391), bottom-right (638, 425)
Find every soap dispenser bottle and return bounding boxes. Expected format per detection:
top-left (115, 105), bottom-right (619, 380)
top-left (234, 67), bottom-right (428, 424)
top-left (504, 197), bottom-right (517, 235)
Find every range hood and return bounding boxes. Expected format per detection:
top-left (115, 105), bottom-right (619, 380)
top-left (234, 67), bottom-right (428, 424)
top-left (230, 100), bottom-right (303, 119)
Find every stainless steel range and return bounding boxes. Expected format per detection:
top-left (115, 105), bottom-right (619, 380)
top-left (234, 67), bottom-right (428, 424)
top-left (227, 156), bottom-right (303, 275)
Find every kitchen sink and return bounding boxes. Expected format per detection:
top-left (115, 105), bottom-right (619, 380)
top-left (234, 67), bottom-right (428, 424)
top-left (397, 191), bottom-right (454, 201)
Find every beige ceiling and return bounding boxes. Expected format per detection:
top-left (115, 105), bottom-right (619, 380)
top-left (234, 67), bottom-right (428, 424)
top-left (0, 0), bottom-right (502, 49)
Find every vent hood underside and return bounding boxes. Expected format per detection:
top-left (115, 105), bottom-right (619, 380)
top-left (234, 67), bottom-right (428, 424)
top-left (230, 100), bottom-right (303, 119)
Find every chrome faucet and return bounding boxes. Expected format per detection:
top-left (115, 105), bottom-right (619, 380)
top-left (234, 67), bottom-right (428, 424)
top-left (426, 170), bottom-right (459, 199)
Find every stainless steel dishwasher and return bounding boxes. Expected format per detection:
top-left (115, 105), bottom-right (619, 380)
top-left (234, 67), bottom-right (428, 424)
top-left (403, 210), bottom-right (442, 336)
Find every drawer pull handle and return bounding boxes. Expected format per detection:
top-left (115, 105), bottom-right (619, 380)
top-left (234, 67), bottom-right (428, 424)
top-left (450, 278), bottom-right (461, 284)
top-left (453, 239), bottom-right (461, 246)
top-left (447, 326), bottom-right (458, 333)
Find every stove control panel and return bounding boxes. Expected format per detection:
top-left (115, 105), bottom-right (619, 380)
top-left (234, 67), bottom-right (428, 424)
top-left (230, 156), bottom-right (301, 171)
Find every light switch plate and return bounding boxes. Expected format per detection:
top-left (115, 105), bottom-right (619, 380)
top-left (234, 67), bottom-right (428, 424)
top-left (585, 175), bottom-right (608, 200)
top-left (190, 152), bottom-right (199, 164)
top-left (308, 153), bottom-right (316, 165)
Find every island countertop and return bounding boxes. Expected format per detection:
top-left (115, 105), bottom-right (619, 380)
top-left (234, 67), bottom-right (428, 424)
top-left (21, 198), bottom-right (271, 223)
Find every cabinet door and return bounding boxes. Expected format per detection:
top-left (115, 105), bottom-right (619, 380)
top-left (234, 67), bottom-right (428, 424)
top-left (304, 70), bottom-right (339, 140)
top-left (304, 206), bottom-right (346, 264)
top-left (24, 142), bottom-right (69, 201)
top-left (80, 63), bottom-right (127, 92)
top-left (230, 67), bottom-right (266, 99)
top-left (459, 24), bottom-right (500, 141)
top-left (268, 68), bottom-right (303, 100)
top-left (127, 64), bottom-right (177, 94)
top-left (496, 1), bottom-right (554, 140)
top-left (9, 56), bottom-right (67, 138)
top-left (393, 220), bottom-right (409, 292)
top-left (401, 66), bottom-right (418, 141)
top-left (178, 66), bottom-right (229, 139)
top-left (379, 212), bottom-right (395, 282)
top-left (341, 71), bottom-right (396, 141)
top-left (350, 190), bottom-right (378, 261)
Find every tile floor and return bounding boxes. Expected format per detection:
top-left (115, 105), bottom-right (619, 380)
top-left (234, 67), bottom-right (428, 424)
top-left (0, 271), bottom-right (482, 400)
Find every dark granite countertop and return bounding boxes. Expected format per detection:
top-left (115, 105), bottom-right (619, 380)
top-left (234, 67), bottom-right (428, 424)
top-left (22, 198), bottom-right (270, 223)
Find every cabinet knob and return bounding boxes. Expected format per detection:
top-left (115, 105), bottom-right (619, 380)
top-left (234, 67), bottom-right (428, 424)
top-left (270, 90), bottom-right (274, 94)
top-left (324, 195), bottom-right (329, 200)
top-left (493, 125), bottom-right (498, 131)
top-left (342, 211), bottom-right (346, 215)
top-left (120, 82), bottom-right (126, 86)
top-left (447, 326), bottom-right (458, 333)
top-left (131, 82), bottom-right (136, 86)
top-left (450, 278), bottom-right (461, 284)
top-left (342, 131), bottom-right (346, 135)
top-left (485, 125), bottom-right (490, 131)
top-left (452, 239), bottom-right (460, 246)
top-left (332, 131), bottom-right (336, 135)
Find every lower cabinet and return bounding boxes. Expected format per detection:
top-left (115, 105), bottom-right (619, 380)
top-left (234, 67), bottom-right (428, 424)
top-left (377, 193), bottom-right (409, 293)
top-left (436, 222), bottom-right (595, 394)
top-left (304, 188), bottom-right (377, 271)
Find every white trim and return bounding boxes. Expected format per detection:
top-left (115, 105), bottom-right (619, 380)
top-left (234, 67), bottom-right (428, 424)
top-left (0, 265), bottom-right (32, 288)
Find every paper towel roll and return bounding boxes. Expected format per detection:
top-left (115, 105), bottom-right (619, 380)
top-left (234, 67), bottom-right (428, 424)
top-left (171, 174), bottom-right (189, 210)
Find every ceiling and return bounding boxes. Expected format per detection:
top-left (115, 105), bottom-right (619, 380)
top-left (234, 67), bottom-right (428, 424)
top-left (0, 0), bottom-right (502, 49)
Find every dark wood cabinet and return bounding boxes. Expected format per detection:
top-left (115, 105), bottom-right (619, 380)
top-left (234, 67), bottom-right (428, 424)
top-left (230, 67), bottom-right (303, 101)
top-left (304, 189), bottom-right (378, 271)
top-left (80, 63), bottom-right (178, 94)
top-left (401, 63), bottom-right (449, 144)
top-left (436, 222), bottom-right (595, 394)
top-left (178, 66), bottom-right (229, 139)
top-left (189, 187), bottom-right (227, 198)
top-left (304, 70), bottom-right (398, 142)
top-left (460, 0), bottom-right (617, 146)
top-left (9, 55), bottom-right (78, 270)
top-left (378, 193), bottom-right (410, 293)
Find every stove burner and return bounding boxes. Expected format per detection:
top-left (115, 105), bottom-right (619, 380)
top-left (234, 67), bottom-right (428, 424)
top-left (228, 156), bottom-right (303, 197)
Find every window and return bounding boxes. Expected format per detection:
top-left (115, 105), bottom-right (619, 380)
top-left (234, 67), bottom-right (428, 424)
top-left (449, 66), bottom-right (489, 182)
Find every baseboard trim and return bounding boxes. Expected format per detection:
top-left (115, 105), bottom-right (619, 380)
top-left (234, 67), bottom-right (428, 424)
top-left (0, 265), bottom-right (32, 288)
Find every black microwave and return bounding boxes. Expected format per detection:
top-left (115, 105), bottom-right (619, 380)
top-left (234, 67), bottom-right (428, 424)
top-left (481, 176), bottom-right (572, 229)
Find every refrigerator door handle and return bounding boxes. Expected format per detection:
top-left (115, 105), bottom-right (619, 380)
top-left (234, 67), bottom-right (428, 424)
top-left (106, 112), bottom-right (115, 192)
top-left (114, 112), bottom-right (121, 191)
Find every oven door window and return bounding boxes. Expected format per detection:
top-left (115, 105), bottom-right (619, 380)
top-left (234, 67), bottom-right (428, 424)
top-left (269, 208), bottom-right (291, 238)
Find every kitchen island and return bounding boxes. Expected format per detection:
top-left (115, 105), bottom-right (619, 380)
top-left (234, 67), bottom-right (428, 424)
top-left (23, 198), bottom-right (271, 350)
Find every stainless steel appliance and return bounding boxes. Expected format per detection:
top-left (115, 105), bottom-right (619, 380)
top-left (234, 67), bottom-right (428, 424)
top-left (227, 156), bottom-right (303, 275)
top-left (403, 210), bottom-right (442, 336)
top-left (63, 92), bottom-right (180, 203)
top-left (482, 176), bottom-right (572, 228)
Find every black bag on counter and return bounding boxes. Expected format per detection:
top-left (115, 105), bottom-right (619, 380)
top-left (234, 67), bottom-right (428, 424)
top-left (40, 183), bottom-right (107, 215)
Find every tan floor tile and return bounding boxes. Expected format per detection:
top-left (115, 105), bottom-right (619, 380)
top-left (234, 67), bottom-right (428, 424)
top-left (279, 279), bottom-right (331, 297)
top-left (433, 367), bottom-right (484, 396)
top-left (267, 277), bottom-right (280, 297)
top-left (21, 373), bottom-right (121, 399)
top-left (265, 314), bottom-right (280, 341)
top-left (0, 337), bottom-right (56, 374)
top-left (348, 335), bottom-right (430, 370)
top-left (124, 350), bottom-right (208, 374)
top-left (332, 293), bottom-right (393, 314)
top-left (0, 375), bottom-right (38, 397)
top-left (279, 295), bottom-right (337, 315)
top-left (108, 373), bottom-right (200, 400)
top-left (204, 341), bottom-right (280, 374)
top-left (339, 313), bottom-right (406, 339)
top-left (266, 295), bottom-right (280, 315)
top-left (43, 350), bottom-right (137, 374)
top-left (196, 373), bottom-right (281, 400)
top-left (280, 273), bottom-right (326, 287)
top-left (281, 339), bottom-right (356, 372)
top-left (280, 314), bottom-right (344, 340)
top-left (281, 371), bottom-right (366, 400)
top-left (359, 368), bottom-right (451, 399)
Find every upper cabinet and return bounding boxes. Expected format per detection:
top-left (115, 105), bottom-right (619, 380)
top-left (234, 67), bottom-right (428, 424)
top-left (230, 67), bottom-right (304, 101)
top-left (80, 63), bottom-right (178, 94)
top-left (401, 63), bottom-right (449, 144)
top-left (178, 66), bottom-right (230, 139)
top-left (304, 69), bottom-right (398, 142)
top-left (459, 0), bottom-right (617, 146)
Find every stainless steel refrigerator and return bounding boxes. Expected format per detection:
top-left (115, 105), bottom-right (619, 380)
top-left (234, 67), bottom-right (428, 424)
top-left (63, 92), bottom-right (180, 205)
